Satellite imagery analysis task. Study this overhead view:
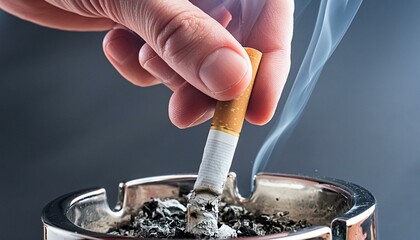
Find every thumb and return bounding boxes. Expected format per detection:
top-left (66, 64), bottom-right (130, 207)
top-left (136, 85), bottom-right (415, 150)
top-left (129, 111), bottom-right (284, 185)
top-left (46, 0), bottom-right (252, 100)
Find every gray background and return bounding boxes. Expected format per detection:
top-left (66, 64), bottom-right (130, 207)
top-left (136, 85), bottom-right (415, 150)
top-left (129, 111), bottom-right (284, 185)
top-left (1, 0), bottom-right (419, 239)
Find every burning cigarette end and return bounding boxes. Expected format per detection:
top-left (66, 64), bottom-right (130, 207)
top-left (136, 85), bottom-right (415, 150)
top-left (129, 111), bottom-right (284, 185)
top-left (186, 48), bottom-right (262, 238)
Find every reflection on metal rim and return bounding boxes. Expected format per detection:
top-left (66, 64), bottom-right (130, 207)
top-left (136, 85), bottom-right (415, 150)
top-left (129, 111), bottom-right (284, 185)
top-left (42, 172), bottom-right (376, 240)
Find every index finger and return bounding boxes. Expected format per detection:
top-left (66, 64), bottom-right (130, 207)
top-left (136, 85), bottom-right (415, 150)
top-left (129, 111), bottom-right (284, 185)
top-left (242, 0), bottom-right (294, 125)
top-left (0, 0), bottom-right (114, 31)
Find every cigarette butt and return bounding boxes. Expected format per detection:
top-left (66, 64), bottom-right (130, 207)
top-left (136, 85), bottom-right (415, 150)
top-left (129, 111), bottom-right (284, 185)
top-left (211, 48), bottom-right (263, 136)
top-left (187, 48), bottom-right (262, 237)
top-left (194, 48), bottom-right (263, 195)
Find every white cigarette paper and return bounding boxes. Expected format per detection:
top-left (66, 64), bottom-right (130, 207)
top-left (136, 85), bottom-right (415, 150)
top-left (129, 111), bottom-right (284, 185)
top-left (194, 129), bottom-right (239, 195)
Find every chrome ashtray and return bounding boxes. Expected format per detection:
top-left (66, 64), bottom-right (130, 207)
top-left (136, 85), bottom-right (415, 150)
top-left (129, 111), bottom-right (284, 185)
top-left (42, 173), bottom-right (376, 239)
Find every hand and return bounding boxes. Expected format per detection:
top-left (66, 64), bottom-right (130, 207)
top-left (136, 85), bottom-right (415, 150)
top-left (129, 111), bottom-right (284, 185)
top-left (0, 0), bottom-right (293, 128)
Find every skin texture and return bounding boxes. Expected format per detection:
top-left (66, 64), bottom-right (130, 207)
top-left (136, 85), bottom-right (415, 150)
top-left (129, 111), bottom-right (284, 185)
top-left (0, 0), bottom-right (294, 128)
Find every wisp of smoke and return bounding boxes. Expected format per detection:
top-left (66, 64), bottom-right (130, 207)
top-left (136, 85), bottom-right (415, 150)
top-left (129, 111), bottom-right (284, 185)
top-left (193, 0), bottom-right (266, 42)
top-left (222, 0), bottom-right (266, 42)
top-left (251, 0), bottom-right (363, 182)
top-left (197, 0), bottom-right (363, 186)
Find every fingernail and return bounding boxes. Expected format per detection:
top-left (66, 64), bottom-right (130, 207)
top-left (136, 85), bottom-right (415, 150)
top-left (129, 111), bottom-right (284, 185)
top-left (140, 45), bottom-right (184, 90)
top-left (187, 109), bottom-right (210, 128)
top-left (105, 36), bottom-right (134, 64)
top-left (140, 46), bottom-right (170, 83)
top-left (199, 48), bottom-right (250, 94)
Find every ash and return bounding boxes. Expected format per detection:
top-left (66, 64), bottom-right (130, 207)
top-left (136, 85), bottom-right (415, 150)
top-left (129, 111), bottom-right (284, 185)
top-left (108, 198), bottom-right (311, 238)
top-left (109, 199), bottom-right (193, 238)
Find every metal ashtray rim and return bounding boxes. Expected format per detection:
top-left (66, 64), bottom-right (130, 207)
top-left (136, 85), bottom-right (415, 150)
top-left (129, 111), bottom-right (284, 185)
top-left (42, 173), bottom-right (376, 240)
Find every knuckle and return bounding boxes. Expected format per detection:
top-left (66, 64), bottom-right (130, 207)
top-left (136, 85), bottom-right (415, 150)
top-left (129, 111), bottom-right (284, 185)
top-left (155, 11), bottom-right (209, 63)
top-left (45, 0), bottom-right (115, 18)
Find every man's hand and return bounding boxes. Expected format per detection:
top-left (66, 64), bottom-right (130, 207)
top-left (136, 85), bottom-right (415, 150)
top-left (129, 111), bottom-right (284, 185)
top-left (0, 0), bottom-right (293, 128)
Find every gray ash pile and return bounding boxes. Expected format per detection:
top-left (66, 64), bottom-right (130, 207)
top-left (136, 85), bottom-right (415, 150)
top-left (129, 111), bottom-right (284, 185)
top-left (108, 198), bottom-right (311, 238)
top-left (218, 202), bottom-right (310, 236)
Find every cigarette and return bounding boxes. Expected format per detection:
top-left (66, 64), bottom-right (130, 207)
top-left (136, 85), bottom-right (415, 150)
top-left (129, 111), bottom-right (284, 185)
top-left (186, 48), bottom-right (262, 237)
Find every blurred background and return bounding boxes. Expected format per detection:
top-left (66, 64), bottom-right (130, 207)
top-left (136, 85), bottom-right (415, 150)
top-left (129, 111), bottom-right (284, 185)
top-left (1, 0), bottom-right (419, 239)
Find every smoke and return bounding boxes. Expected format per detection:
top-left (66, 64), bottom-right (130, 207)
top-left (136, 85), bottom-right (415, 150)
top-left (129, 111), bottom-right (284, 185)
top-left (196, 0), bottom-right (363, 185)
top-left (251, 0), bottom-right (363, 181)
top-left (192, 0), bottom-right (266, 42)
top-left (222, 0), bottom-right (266, 42)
